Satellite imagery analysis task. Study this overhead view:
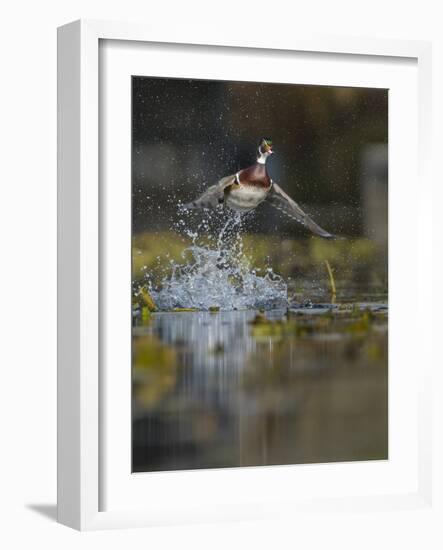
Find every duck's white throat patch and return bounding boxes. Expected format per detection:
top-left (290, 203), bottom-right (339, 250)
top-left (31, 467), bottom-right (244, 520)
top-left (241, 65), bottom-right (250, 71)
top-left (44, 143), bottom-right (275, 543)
top-left (257, 151), bottom-right (271, 164)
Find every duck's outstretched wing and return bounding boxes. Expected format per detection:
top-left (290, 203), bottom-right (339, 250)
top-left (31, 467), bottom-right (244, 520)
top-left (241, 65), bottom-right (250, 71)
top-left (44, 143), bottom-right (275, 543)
top-left (184, 175), bottom-right (236, 210)
top-left (266, 182), bottom-right (334, 239)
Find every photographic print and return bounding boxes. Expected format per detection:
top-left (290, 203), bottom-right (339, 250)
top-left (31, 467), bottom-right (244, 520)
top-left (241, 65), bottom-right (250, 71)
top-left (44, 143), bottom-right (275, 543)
top-left (131, 76), bottom-right (388, 473)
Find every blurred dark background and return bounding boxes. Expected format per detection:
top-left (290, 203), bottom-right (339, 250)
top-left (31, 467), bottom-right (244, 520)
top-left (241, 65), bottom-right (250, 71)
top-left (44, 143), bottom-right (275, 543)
top-left (132, 76), bottom-right (388, 240)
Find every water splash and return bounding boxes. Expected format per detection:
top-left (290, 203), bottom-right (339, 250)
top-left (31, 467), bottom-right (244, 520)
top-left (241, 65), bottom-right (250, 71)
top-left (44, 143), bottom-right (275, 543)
top-left (150, 209), bottom-right (287, 311)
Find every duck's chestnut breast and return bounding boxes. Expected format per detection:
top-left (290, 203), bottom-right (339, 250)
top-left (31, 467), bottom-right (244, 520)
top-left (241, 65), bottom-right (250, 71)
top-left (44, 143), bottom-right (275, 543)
top-left (237, 163), bottom-right (271, 188)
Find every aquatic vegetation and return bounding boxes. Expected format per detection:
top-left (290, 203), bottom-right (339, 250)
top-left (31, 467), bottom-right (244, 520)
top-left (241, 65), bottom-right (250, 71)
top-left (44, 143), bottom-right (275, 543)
top-left (249, 312), bottom-right (271, 325)
top-left (137, 286), bottom-right (157, 311)
top-left (141, 307), bottom-right (151, 323)
top-left (133, 334), bottom-right (178, 409)
top-left (249, 304), bottom-right (387, 343)
top-left (324, 259), bottom-right (337, 303)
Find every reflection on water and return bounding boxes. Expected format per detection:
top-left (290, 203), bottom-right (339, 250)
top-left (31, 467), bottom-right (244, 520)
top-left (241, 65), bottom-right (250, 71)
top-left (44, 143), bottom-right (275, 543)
top-left (132, 307), bottom-right (388, 472)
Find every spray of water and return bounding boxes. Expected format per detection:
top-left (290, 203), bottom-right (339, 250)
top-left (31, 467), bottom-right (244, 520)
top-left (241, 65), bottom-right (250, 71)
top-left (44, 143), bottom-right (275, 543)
top-left (149, 208), bottom-right (288, 311)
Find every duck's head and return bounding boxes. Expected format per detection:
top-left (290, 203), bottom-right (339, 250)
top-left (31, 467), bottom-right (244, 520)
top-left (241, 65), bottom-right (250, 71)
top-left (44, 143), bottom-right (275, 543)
top-left (257, 138), bottom-right (274, 164)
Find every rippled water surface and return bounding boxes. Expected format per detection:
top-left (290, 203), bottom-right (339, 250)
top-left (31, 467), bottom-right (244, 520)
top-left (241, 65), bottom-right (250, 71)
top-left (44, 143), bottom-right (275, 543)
top-left (132, 306), bottom-right (388, 472)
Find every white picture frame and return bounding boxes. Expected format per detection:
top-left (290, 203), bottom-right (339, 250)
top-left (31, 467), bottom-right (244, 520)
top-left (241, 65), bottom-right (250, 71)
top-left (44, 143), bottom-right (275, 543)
top-left (57, 19), bottom-right (434, 531)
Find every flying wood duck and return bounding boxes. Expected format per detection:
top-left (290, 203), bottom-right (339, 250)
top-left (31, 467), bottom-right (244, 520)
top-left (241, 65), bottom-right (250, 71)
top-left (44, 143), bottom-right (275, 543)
top-left (185, 138), bottom-right (334, 239)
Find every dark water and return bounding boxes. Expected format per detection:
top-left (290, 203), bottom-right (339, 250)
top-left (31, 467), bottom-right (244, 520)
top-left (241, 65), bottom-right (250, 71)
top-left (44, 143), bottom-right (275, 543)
top-left (132, 306), bottom-right (388, 472)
